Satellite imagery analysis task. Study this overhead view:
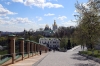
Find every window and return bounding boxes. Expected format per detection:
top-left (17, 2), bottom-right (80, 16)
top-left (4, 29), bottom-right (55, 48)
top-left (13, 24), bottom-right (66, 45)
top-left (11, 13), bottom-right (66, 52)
top-left (53, 42), bottom-right (56, 43)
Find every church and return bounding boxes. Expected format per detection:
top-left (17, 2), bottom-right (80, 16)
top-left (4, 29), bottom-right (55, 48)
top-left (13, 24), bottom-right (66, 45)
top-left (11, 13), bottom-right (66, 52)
top-left (43, 20), bottom-right (58, 37)
top-left (52, 20), bottom-right (57, 32)
top-left (39, 20), bottom-right (60, 49)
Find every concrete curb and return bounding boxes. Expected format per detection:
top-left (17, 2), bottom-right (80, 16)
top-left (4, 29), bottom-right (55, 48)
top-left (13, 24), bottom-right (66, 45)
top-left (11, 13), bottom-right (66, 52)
top-left (72, 45), bottom-right (80, 51)
top-left (68, 45), bottom-right (80, 51)
top-left (32, 53), bottom-right (50, 66)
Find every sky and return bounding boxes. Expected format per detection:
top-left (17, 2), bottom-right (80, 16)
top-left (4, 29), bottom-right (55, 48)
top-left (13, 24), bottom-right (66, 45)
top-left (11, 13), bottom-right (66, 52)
top-left (0, 0), bottom-right (88, 32)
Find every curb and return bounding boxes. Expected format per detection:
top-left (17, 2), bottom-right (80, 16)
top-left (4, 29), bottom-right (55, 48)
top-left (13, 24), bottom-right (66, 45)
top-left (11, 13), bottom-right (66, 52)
top-left (32, 53), bottom-right (50, 66)
top-left (72, 46), bottom-right (80, 51)
top-left (70, 45), bottom-right (80, 51)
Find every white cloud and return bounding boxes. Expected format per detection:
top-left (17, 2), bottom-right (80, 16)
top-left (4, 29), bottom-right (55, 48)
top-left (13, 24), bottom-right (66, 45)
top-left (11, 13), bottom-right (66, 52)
top-left (5, 17), bottom-right (9, 19)
top-left (44, 13), bottom-right (55, 16)
top-left (48, 0), bottom-right (58, 2)
top-left (36, 16), bottom-right (43, 21)
top-left (38, 17), bottom-right (42, 21)
top-left (0, 16), bottom-right (45, 32)
top-left (42, 2), bottom-right (63, 8)
top-left (12, 0), bottom-right (63, 8)
top-left (10, 17), bottom-right (33, 24)
top-left (0, 4), bottom-right (17, 16)
top-left (5, 2), bottom-right (11, 5)
top-left (0, 19), bottom-right (7, 24)
top-left (39, 24), bottom-right (46, 28)
top-left (59, 20), bottom-right (77, 27)
top-left (57, 16), bottom-right (67, 20)
top-left (0, 17), bottom-right (33, 25)
top-left (12, 0), bottom-right (23, 3)
top-left (0, 25), bottom-right (24, 32)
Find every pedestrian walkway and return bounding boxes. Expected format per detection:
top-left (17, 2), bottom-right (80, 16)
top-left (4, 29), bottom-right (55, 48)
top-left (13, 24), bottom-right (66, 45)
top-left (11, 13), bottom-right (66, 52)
top-left (8, 53), bottom-right (48, 66)
top-left (35, 46), bottom-right (100, 66)
top-left (8, 46), bottom-right (100, 66)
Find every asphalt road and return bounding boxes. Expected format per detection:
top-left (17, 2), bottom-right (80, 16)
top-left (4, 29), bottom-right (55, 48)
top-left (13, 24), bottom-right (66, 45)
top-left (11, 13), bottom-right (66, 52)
top-left (35, 46), bottom-right (100, 66)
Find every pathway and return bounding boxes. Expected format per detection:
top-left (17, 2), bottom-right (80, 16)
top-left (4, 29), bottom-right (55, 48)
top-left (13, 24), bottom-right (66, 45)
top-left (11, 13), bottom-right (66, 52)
top-left (34, 46), bottom-right (100, 66)
top-left (8, 53), bottom-right (48, 66)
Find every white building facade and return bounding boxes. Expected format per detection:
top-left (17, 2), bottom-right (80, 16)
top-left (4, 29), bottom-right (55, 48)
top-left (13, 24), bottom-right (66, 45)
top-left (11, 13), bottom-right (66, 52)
top-left (39, 38), bottom-right (60, 48)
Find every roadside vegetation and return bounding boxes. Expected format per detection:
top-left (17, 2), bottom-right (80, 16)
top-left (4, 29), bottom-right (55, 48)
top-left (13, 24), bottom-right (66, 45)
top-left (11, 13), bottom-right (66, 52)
top-left (74, 0), bottom-right (100, 50)
top-left (75, 0), bottom-right (100, 59)
top-left (80, 50), bottom-right (100, 58)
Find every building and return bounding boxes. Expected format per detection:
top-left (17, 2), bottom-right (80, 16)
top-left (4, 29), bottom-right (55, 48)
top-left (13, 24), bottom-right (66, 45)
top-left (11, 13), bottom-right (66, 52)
top-left (44, 24), bottom-right (50, 30)
top-left (43, 25), bottom-right (54, 37)
top-left (39, 38), bottom-right (60, 49)
top-left (52, 20), bottom-right (57, 32)
top-left (43, 20), bottom-right (58, 37)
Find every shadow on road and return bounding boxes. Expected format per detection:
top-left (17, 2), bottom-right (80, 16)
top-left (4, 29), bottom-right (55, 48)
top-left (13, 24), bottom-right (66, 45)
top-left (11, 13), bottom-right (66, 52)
top-left (71, 53), bottom-right (79, 56)
top-left (71, 53), bottom-right (99, 66)
top-left (75, 63), bottom-right (97, 66)
top-left (71, 53), bottom-right (88, 61)
top-left (72, 56), bottom-right (88, 61)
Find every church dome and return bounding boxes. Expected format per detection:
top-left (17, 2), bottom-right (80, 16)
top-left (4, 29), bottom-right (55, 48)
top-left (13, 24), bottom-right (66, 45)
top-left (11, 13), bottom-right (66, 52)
top-left (44, 24), bottom-right (50, 30)
top-left (45, 24), bottom-right (49, 28)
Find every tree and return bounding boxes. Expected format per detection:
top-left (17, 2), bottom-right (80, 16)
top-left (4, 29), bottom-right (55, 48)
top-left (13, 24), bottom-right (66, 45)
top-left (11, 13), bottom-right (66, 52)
top-left (74, 0), bottom-right (100, 50)
top-left (32, 35), bottom-right (44, 42)
top-left (54, 27), bottom-right (67, 48)
top-left (54, 27), bottom-right (66, 39)
top-left (54, 26), bottom-right (75, 48)
top-left (67, 40), bottom-right (71, 49)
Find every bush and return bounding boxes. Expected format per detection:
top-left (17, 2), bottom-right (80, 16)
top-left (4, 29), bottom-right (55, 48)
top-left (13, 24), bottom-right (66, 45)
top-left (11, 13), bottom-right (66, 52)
top-left (80, 50), bottom-right (100, 58)
top-left (60, 48), bottom-right (67, 52)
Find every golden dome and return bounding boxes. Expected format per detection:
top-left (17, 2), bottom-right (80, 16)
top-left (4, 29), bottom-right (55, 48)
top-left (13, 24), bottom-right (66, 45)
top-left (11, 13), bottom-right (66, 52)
top-left (45, 24), bottom-right (49, 28)
top-left (53, 20), bottom-right (57, 26)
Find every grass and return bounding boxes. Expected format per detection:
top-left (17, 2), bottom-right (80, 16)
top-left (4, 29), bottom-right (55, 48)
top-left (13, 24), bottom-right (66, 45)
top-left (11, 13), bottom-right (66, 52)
top-left (0, 50), bottom-right (8, 55)
top-left (80, 50), bottom-right (100, 58)
top-left (0, 57), bottom-right (11, 65)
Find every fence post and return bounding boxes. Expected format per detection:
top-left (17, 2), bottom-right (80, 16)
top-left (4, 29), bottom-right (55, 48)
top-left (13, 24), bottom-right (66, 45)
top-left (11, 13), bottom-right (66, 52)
top-left (34, 43), bottom-right (36, 55)
top-left (30, 41), bottom-right (33, 56)
top-left (26, 40), bottom-right (30, 58)
top-left (19, 38), bottom-right (24, 60)
top-left (8, 35), bottom-right (16, 64)
top-left (33, 42), bottom-right (36, 55)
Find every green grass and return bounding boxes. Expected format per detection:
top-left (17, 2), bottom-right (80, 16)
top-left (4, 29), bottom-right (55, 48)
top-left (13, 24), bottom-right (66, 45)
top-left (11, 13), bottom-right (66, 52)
top-left (0, 57), bottom-right (11, 65)
top-left (24, 53), bottom-right (28, 57)
top-left (0, 50), bottom-right (8, 55)
top-left (15, 55), bottom-right (22, 59)
top-left (80, 50), bottom-right (100, 58)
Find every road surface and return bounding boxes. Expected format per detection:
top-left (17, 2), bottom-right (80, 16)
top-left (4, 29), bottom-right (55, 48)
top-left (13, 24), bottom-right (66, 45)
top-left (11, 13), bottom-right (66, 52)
top-left (34, 45), bottom-right (100, 66)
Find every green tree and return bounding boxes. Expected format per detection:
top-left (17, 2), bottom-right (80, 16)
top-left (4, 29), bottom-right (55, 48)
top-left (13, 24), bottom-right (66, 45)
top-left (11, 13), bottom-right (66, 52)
top-left (32, 35), bottom-right (44, 42)
top-left (54, 26), bottom-right (75, 48)
top-left (74, 0), bottom-right (100, 50)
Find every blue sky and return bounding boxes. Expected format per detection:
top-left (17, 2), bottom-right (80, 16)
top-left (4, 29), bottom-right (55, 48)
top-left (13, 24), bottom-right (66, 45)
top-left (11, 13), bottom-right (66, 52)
top-left (0, 0), bottom-right (88, 32)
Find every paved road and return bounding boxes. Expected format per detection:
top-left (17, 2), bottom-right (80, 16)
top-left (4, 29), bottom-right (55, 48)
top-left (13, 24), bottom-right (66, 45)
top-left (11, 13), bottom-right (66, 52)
top-left (34, 46), bottom-right (100, 66)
